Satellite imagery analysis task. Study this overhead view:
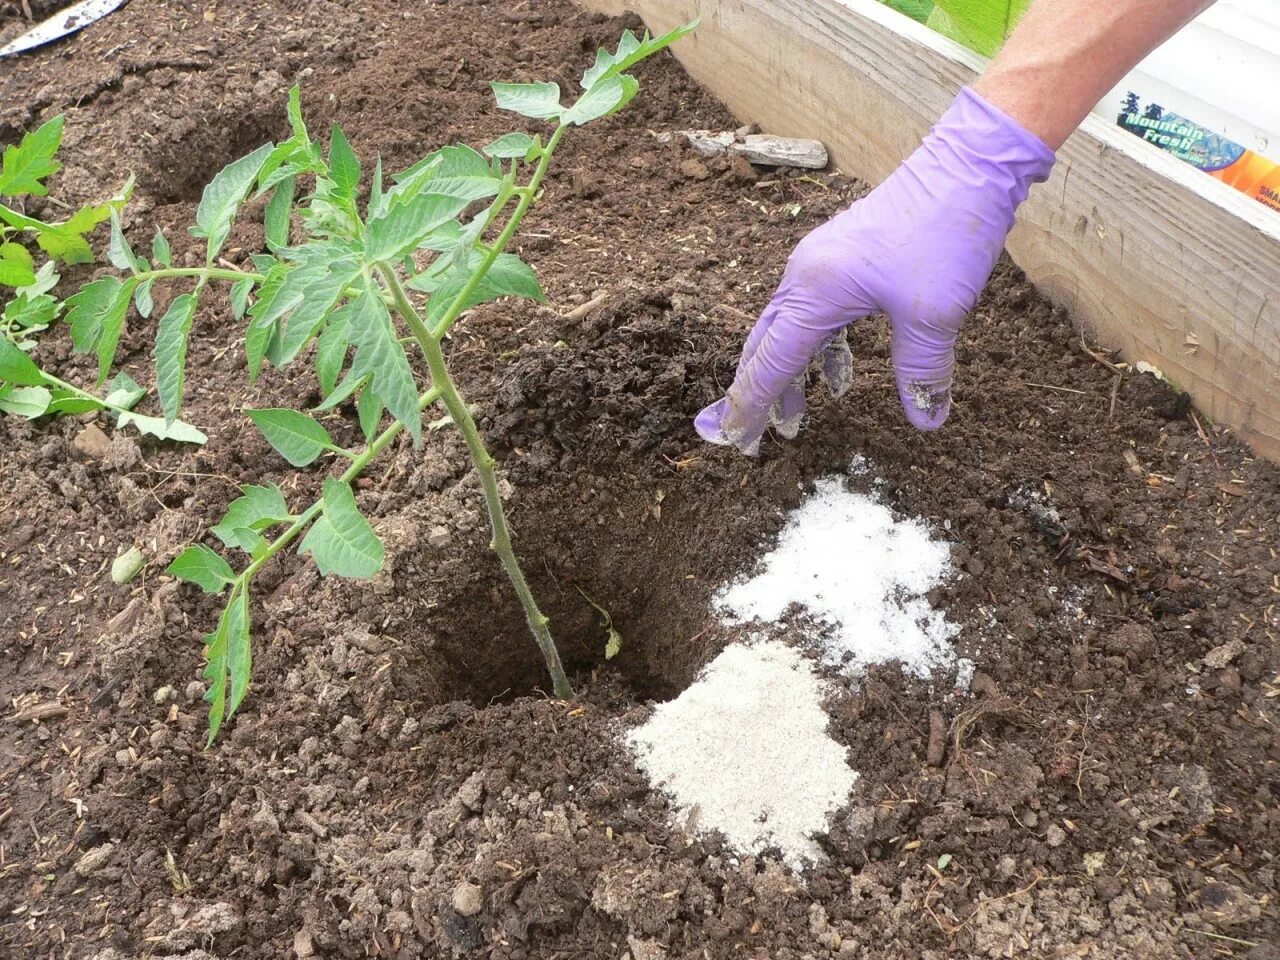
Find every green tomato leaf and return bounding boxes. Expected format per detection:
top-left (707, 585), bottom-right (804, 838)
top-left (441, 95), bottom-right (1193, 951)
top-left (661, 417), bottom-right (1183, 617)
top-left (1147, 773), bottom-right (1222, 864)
top-left (116, 410), bottom-right (208, 445)
top-left (344, 283), bottom-right (421, 442)
top-left (0, 242), bottom-right (36, 288)
top-left (482, 132), bottom-right (537, 160)
top-left (3, 291), bottom-right (60, 337)
top-left (0, 115), bottom-right (64, 197)
top-left (133, 279), bottom-right (154, 320)
top-left (191, 142), bottom-right (273, 263)
top-left (0, 333), bottom-right (48, 385)
top-left (562, 74), bottom-right (639, 126)
top-left (247, 406), bottom-right (337, 467)
top-left (167, 544), bottom-right (236, 594)
top-left (412, 251), bottom-right (544, 329)
top-left (66, 276), bottom-right (124, 352)
top-left (328, 124), bottom-right (361, 199)
top-left (356, 386), bottom-right (384, 441)
top-left (263, 175), bottom-right (295, 250)
top-left (152, 226), bottom-right (172, 267)
top-left (155, 292), bottom-right (199, 424)
top-left (202, 585), bottom-right (251, 744)
top-left (230, 276), bottom-right (253, 321)
top-left (103, 371), bottom-right (146, 410)
top-left (298, 477), bottom-right (384, 579)
top-left (212, 482), bottom-right (292, 553)
top-left (364, 192), bottom-right (475, 264)
top-left (313, 311), bottom-right (350, 397)
top-left (0, 384), bottom-right (52, 418)
top-left (580, 20), bottom-right (698, 91)
top-left (491, 81), bottom-right (563, 121)
top-left (107, 210), bottom-right (143, 273)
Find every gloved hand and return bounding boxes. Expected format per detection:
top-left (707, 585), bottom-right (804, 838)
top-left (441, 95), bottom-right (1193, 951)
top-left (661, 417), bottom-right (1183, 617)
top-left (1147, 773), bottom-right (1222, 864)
top-left (695, 87), bottom-right (1056, 454)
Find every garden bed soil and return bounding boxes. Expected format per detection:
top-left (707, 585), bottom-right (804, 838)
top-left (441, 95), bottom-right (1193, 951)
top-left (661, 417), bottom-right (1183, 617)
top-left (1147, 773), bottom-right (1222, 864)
top-left (2, 1), bottom-right (1278, 958)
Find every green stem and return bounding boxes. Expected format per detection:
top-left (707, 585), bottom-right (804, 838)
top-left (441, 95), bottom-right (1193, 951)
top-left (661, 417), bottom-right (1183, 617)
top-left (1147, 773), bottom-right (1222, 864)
top-left (39, 371), bottom-right (140, 418)
top-left (379, 261), bottom-right (573, 700)
top-left (135, 266), bottom-right (265, 284)
top-left (431, 124), bottom-right (566, 338)
top-left (239, 386), bottom-right (443, 583)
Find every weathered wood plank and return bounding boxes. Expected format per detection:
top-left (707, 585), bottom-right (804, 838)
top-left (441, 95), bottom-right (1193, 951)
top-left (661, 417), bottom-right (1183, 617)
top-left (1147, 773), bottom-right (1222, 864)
top-left (581, 0), bottom-right (1280, 461)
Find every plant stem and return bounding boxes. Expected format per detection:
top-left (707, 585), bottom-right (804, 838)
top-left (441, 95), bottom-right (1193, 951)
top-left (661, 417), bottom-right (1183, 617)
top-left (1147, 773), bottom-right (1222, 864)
top-left (238, 385), bottom-right (444, 583)
top-left (39, 371), bottom-right (141, 418)
top-left (379, 262), bottom-right (574, 700)
top-left (431, 125), bottom-right (566, 338)
top-left (135, 266), bottom-right (265, 284)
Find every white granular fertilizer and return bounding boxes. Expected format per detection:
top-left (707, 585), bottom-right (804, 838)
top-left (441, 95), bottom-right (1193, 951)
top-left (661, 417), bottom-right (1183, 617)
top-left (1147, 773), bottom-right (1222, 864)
top-left (716, 473), bottom-right (958, 676)
top-left (627, 641), bottom-right (857, 868)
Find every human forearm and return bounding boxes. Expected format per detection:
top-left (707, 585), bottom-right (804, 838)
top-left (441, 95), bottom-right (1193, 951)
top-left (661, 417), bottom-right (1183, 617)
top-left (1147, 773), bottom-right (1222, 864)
top-left (973, 0), bottom-right (1215, 149)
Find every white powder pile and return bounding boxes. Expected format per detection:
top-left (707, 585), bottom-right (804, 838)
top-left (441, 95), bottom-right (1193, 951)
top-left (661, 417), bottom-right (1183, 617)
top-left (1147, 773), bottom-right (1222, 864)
top-left (627, 640), bottom-right (857, 868)
top-left (716, 474), bottom-right (957, 677)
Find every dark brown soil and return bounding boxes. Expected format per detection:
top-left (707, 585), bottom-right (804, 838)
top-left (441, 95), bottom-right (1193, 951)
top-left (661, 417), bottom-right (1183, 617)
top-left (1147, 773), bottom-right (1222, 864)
top-left (2, 2), bottom-right (1278, 958)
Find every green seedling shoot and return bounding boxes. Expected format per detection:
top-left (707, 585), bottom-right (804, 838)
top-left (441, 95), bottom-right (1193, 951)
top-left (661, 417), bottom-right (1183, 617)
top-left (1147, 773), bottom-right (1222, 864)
top-left (144, 21), bottom-right (691, 741)
top-left (0, 114), bottom-right (205, 437)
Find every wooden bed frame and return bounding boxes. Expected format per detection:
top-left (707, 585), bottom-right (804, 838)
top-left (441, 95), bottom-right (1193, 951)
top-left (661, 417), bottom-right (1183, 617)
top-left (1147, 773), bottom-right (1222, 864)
top-left (580, 0), bottom-right (1280, 462)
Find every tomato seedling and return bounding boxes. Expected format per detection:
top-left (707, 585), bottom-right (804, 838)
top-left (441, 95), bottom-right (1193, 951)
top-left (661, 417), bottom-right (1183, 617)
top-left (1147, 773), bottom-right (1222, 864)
top-left (157, 22), bottom-right (694, 741)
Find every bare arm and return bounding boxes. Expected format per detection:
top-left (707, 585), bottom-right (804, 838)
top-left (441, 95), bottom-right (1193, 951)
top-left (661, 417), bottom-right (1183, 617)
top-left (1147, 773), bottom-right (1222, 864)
top-left (973, 0), bottom-right (1216, 149)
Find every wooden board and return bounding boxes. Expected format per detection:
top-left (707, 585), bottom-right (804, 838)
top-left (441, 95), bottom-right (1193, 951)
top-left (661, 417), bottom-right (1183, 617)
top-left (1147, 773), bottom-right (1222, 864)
top-left (579, 0), bottom-right (1280, 462)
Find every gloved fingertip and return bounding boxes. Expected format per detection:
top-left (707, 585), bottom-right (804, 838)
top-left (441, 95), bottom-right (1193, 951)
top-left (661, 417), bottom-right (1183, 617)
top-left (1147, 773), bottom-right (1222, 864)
top-left (897, 381), bottom-right (951, 432)
top-left (768, 377), bottom-right (806, 440)
top-left (694, 399), bottom-right (733, 445)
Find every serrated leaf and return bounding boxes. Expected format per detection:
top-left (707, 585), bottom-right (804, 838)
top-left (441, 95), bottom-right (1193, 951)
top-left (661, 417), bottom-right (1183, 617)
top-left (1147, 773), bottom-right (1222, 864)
top-left (107, 211), bottom-right (142, 272)
top-left (202, 585), bottom-right (251, 744)
top-left (66, 276), bottom-right (124, 352)
top-left (212, 482), bottom-right (291, 553)
top-left (3, 291), bottom-right (60, 338)
top-left (562, 74), bottom-right (639, 126)
top-left (298, 477), bottom-right (383, 579)
top-left (230, 277), bottom-right (253, 321)
top-left (45, 390), bottom-right (103, 416)
top-left (247, 407), bottom-right (337, 467)
top-left (314, 311), bottom-right (350, 397)
top-left (263, 175), bottom-right (294, 250)
top-left (345, 283), bottom-right (421, 442)
top-left (192, 142), bottom-right (273, 263)
top-left (413, 251), bottom-right (544, 330)
top-left (133, 279), bottom-right (154, 319)
top-left (0, 242), bottom-right (36, 287)
top-left (262, 252), bottom-right (361, 368)
top-left (116, 410), bottom-right (208, 445)
top-left (364, 191), bottom-right (476, 264)
top-left (0, 334), bottom-right (47, 385)
top-left (0, 116), bottom-right (64, 197)
top-left (356, 386), bottom-right (384, 441)
top-left (65, 275), bottom-right (134, 384)
top-left (491, 81), bottom-right (563, 120)
top-left (328, 125), bottom-right (360, 199)
top-left (483, 132), bottom-right (537, 160)
top-left (0, 384), bottom-right (51, 418)
top-left (155, 292), bottom-right (199, 423)
top-left (368, 156), bottom-right (386, 219)
top-left (103, 371), bottom-right (145, 410)
top-left (244, 261), bottom-right (288, 377)
top-left (16, 260), bottom-right (59, 298)
top-left (168, 544), bottom-right (235, 594)
top-left (581, 20), bottom-right (698, 91)
top-left (93, 279), bottom-right (136, 386)
top-left (314, 369), bottom-right (369, 412)
top-left (152, 227), bottom-right (172, 267)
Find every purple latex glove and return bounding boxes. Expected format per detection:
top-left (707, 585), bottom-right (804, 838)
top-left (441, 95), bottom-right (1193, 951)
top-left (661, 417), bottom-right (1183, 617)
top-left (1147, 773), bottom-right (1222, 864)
top-left (696, 88), bottom-right (1056, 454)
